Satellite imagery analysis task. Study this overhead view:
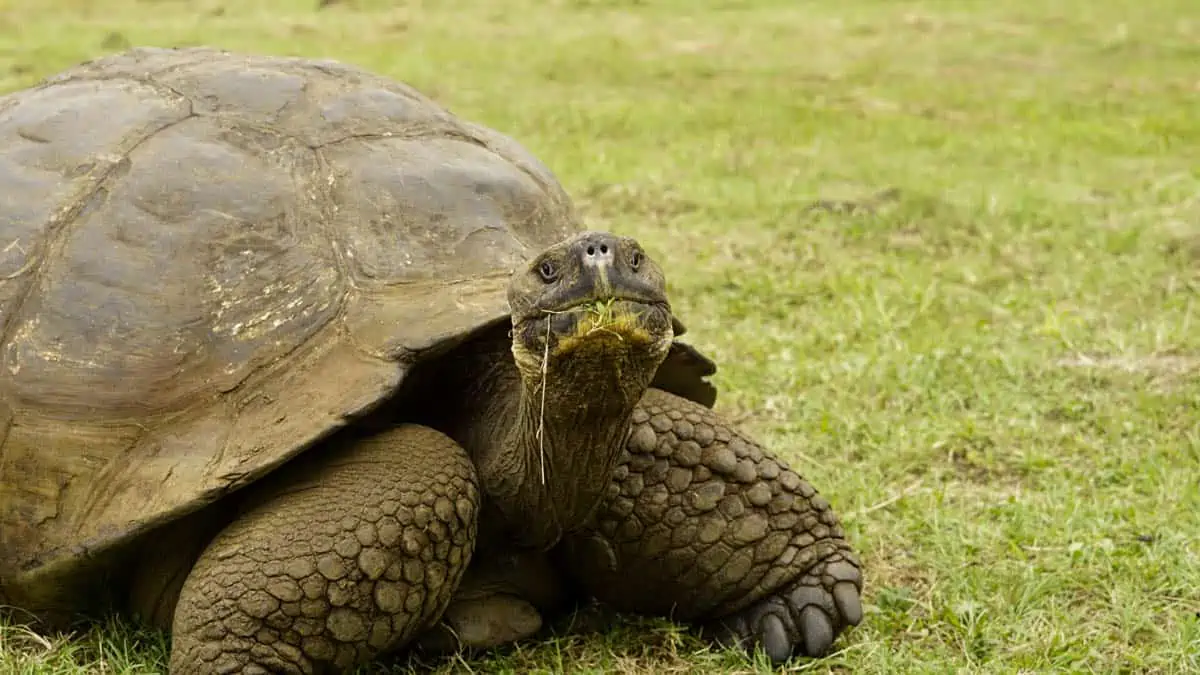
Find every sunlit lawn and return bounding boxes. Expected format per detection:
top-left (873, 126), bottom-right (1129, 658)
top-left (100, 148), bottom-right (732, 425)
top-left (1, 0), bottom-right (1198, 672)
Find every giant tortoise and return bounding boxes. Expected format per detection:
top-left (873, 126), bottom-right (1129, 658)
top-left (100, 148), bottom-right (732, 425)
top-left (0, 47), bottom-right (863, 673)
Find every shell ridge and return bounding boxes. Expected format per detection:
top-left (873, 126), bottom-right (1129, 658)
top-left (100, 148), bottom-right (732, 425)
top-left (0, 101), bottom-right (197, 364)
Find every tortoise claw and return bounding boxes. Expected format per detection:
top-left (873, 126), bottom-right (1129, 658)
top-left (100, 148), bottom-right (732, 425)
top-left (799, 605), bottom-right (833, 657)
top-left (760, 613), bottom-right (791, 663)
top-left (703, 557), bottom-right (862, 664)
top-left (833, 580), bottom-right (864, 625)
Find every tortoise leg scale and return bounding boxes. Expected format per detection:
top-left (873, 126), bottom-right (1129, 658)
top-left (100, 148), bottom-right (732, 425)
top-left (556, 388), bottom-right (863, 663)
top-left (168, 425), bottom-right (480, 674)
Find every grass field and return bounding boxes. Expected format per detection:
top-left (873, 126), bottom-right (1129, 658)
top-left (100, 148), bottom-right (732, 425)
top-left (2, 0), bottom-right (1199, 672)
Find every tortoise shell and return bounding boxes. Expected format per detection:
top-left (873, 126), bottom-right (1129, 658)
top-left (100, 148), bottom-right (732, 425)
top-left (0, 47), bottom-right (583, 599)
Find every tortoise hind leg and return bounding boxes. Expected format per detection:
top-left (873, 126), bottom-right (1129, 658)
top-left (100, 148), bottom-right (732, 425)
top-left (411, 549), bottom-right (568, 654)
top-left (554, 388), bottom-right (863, 664)
top-left (167, 424), bottom-right (480, 675)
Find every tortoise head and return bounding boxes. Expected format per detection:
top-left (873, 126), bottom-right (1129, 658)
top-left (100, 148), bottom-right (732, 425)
top-left (507, 230), bottom-right (675, 377)
top-left (489, 231), bottom-right (676, 547)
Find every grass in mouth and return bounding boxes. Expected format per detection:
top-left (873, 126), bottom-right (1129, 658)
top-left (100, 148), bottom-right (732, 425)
top-left (581, 298), bottom-right (626, 338)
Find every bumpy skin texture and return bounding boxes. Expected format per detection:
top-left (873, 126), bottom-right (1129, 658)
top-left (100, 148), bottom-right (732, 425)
top-left (557, 388), bottom-right (863, 662)
top-left (169, 425), bottom-right (479, 674)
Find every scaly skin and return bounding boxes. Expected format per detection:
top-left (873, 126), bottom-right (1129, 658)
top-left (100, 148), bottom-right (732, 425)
top-left (168, 424), bottom-right (480, 674)
top-left (557, 388), bottom-right (863, 663)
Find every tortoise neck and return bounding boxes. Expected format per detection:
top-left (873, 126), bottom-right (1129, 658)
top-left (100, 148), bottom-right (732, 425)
top-left (475, 341), bottom-right (658, 551)
top-left (406, 321), bottom-right (662, 551)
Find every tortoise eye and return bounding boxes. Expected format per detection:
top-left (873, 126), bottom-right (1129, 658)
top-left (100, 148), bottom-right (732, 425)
top-left (630, 250), bottom-right (643, 271)
top-left (538, 259), bottom-right (558, 283)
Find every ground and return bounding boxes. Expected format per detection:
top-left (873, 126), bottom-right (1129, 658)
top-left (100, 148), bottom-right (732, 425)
top-left (1, 0), bottom-right (1198, 672)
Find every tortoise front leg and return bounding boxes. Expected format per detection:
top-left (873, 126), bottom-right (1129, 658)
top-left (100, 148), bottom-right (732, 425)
top-left (168, 424), bottom-right (479, 675)
top-left (555, 388), bottom-right (863, 664)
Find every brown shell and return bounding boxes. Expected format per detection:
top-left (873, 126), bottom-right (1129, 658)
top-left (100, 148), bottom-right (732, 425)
top-left (0, 48), bottom-right (583, 589)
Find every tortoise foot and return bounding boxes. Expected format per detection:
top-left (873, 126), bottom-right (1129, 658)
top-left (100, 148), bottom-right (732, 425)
top-left (414, 549), bottom-right (565, 655)
top-left (413, 593), bottom-right (544, 654)
top-left (704, 557), bottom-right (863, 663)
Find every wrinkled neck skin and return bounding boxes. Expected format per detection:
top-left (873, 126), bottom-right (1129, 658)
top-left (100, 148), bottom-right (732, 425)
top-left (401, 320), bottom-right (669, 552)
top-left (477, 341), bottom-right (658, 551)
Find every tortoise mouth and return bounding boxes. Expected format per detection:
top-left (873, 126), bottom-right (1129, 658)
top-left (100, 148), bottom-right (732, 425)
top-left (546, 297), bottom-right (669, 339)
top-left (541, 293), bottom-right (667, 318)
top-left (512, 297), bottom-right (674, 361)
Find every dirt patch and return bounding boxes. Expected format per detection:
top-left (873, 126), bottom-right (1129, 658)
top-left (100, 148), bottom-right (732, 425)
top-left (1055, 352), bottom-right (1200, 391)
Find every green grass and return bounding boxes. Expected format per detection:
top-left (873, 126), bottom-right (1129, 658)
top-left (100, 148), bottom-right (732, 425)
top-left (3, 0), bottom-right (1200, 672)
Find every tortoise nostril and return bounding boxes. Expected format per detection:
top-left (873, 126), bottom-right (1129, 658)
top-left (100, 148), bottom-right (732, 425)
top-left (579, 235), bottom-right (618, 266)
